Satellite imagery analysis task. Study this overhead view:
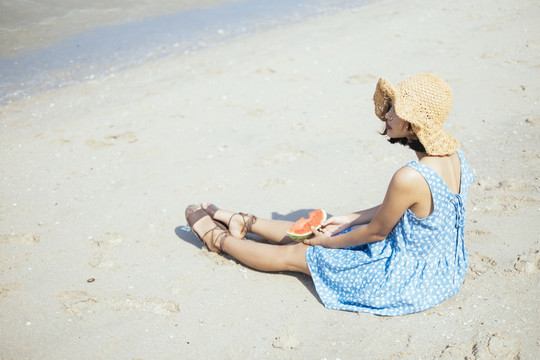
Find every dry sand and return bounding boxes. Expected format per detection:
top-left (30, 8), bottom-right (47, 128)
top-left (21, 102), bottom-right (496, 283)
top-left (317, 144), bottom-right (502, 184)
top-left (1, 0), bottom-right (539, 358)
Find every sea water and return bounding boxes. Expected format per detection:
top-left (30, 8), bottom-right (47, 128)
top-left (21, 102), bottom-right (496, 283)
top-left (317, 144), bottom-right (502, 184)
top-left (0, 0), bottom-right (374, 105)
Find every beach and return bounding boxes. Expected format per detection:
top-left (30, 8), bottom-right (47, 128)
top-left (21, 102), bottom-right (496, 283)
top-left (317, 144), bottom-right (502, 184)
top-left (1, 0), bottom-right (539, 358)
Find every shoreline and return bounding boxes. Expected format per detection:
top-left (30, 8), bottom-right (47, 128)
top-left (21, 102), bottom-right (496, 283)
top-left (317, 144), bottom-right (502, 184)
top-left (0, 0), bottom-right (374, 105)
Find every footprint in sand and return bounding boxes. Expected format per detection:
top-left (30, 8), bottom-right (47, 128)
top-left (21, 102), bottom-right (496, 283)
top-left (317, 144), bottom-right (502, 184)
top-left (0, 283), bottom-right (22, 299)
top-left (255, 67), bottom-right (276, 75)
top-left (439, 331), bottom-right (521, 359)
top-left (258, 177), bottom-right (291, 189)
top-left (88, 252), bottom-right (118, 270)
top-left (476, 176), bottom-right (537, 193)
top-left (89, 232), bottom-right (124, 248)
top-left (345, 74), bottom-right (377, 84)
top-left (0, 233), bottom-right (40, 244)
top-left (468, 253), bottom-right (497, 279)
top-left (85, 131), bottom-right (138, 149)
top-left (524, 117), bottom-right (540, 127)
top-left (57, 290), bottom-right (180, 316)
top-left (57, 290), bottom-right (98, 316)
top-left (255, 150), bottom-right (307, 168)
top-left (514, 248), bottom-right (540, 274)
top-left (87, 232), bottom-right (125, 270)
top-left (466, 228), bottom-right (492, 237)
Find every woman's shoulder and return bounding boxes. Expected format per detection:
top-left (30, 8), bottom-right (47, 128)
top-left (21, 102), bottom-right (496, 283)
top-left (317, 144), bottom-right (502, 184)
top-left (390, 165), bottom-right (428, 193)
top-left (386, 164), bottom-right (432, 218)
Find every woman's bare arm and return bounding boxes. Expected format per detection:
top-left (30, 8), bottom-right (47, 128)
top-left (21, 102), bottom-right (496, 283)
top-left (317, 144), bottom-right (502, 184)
top-left (305, 167), bottom-right (426, 248)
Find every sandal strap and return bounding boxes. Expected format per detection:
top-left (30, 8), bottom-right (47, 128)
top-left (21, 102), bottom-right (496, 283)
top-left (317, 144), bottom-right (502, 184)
top-left (215, 230), bottom-right (228, 252)
top-left (201, 226), bottom-right (219, 242)
top-left (245, 214), bottom-right (257, 233)
top-left (228, 212), bottom-right (258, 235)
top-left (200, 225), bottom-right (229, 253)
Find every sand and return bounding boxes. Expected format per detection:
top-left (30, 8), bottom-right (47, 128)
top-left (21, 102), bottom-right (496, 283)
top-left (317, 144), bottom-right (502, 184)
top-left (1, 0), bottom-right (539, 358)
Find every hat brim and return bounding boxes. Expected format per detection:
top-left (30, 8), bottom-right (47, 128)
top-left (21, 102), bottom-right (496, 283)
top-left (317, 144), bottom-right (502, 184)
top-left (373, 77), bottom-right (395, 122)
top-left (412, 125), bottom-right (459, 156)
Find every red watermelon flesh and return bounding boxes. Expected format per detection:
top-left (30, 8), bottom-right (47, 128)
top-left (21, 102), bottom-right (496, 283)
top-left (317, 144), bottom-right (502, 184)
top-left (287, 209), bottom-right (327, 241)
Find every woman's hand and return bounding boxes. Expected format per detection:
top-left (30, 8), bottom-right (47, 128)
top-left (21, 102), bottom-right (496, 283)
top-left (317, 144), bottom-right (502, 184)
top-left (303, 226), bottom-right (332, 247)
top-left (319, 215), bottom-right (352, 236)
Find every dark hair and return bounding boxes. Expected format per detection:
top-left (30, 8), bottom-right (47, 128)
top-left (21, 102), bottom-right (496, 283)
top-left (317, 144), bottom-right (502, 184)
top-left (381, 125), bottom-right (426, 153)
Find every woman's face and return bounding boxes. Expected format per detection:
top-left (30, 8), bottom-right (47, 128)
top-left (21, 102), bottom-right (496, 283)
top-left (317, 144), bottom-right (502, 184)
top-left (384, 102), bottom-right (412, 138)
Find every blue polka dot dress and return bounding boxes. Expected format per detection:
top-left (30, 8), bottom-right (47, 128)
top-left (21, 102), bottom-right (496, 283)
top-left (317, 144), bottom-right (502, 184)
top-left (306, 150), bottom-right (474, 316)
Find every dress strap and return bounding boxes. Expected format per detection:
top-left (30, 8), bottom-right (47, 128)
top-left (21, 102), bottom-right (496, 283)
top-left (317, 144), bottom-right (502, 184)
top-left (404, 160), bottom-right (445, 192)
top-left (456, 150), bottom-right (474, 199)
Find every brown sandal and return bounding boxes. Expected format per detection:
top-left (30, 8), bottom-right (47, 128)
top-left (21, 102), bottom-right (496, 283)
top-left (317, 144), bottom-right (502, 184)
top-left (227, 212), bottom-right (257, 238)
top-left (185, 204), bottom-right (228, 253)
top-left (202, 203), bottom-right (219, 218)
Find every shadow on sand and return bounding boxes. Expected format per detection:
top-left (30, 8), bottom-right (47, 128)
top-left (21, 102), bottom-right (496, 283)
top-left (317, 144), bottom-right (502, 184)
top-left (173, 207), bottom-right (327, 305)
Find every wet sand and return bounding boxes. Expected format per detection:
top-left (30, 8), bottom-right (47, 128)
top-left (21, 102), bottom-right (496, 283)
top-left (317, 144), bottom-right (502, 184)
top-left (0, 0), bottom-right (369, 104)
top-left (0, 0), bottom-right (243, 57)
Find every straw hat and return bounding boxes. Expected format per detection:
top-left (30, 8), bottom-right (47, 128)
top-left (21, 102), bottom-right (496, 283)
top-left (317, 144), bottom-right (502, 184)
top-left (373, 73), bottom-right (459, 156)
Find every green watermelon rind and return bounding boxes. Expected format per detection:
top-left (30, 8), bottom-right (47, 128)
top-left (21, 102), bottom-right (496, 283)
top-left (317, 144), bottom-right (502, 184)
top-left (286, 209), bottom-right (327, 241)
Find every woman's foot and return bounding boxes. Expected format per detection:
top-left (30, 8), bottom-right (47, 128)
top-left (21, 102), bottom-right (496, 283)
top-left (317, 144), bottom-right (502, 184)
top-left (185, 204), bottom-right (228, 253)
top-left (202, 203), bottom-right (257, 239)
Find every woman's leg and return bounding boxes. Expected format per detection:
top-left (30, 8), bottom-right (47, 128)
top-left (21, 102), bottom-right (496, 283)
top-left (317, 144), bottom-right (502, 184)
top-left (190, 206), bottom-right (310, 274)
top-left (202, 203), bottom-right (296, 245)
top-left (222, 236), bottom-right (311, 275)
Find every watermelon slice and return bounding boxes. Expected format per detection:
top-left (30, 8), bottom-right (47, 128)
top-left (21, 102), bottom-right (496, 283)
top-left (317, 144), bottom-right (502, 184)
top-left (286, 209), bottom-right (327, 241)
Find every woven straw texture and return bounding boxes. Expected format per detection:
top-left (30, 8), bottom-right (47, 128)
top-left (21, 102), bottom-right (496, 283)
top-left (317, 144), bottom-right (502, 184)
top-left (373, 73), bottom-right (459, 156)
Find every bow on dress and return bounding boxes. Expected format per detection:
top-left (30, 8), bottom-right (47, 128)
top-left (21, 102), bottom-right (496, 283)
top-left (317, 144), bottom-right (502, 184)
top-left (453, 194), bottom-right (467, 263)
top-left (454, 194), bottom-right (465, 229)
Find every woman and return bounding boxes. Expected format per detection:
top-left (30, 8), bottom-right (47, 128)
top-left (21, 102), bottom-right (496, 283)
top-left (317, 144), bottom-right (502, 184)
top-left (185, 73), bottom-right (474, 315)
